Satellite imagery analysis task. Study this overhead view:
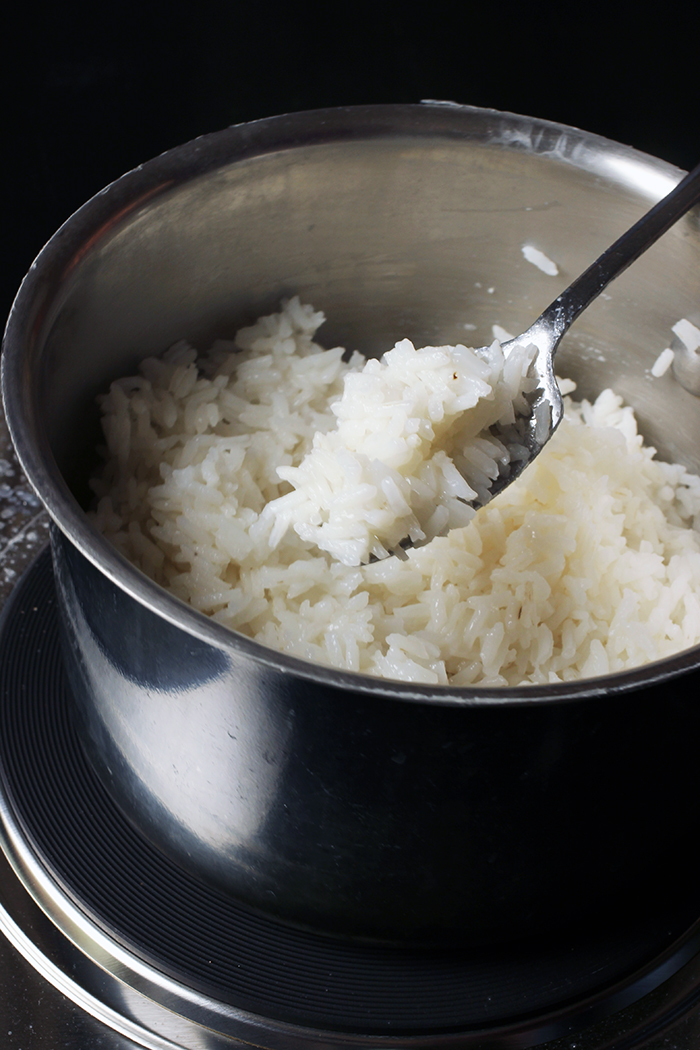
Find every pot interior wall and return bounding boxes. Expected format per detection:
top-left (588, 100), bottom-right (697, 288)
top-left (31, 117), bottom-right (700, 503)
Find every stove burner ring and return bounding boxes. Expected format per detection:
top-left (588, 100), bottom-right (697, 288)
top-left (2, 549), bottom-right (700, 1048)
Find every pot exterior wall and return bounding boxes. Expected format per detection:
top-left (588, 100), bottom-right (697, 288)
top-left (52, 527), bottom-right (700, 946)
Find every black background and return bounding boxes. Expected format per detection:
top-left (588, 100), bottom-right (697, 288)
top-left (2, 2), bottom-right (698, 329)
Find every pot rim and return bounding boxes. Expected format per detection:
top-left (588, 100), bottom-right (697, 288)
top-left (3, 102), bottom-right (698, 707)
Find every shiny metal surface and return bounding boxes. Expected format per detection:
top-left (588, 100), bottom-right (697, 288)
top-left (464, 158), bottom-right (700, 521)
top-left (4, 678), bottom-right (700, 1050)
top-left (5, 819), bottom-right (700, 1050)
top-left (3, 104), bottom-right (700, 947)
top-left (2, 598), bottom-right (700, 1050)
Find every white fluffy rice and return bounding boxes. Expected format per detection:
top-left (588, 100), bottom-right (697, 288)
top-left (90, 298), bottom-right (700, 686)
top-left (261, 335), bottom-right (536, 565)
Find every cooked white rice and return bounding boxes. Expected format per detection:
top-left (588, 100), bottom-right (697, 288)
top-left (673, 318), bottom-right (700, 352)
top-left (262, 335), bottom-right (536, 566)
top-left (90, 297), bottom-right (700, 686)
top-left (651, 347), bottom-right (675, 377)
top-left (521, 244), bottom-right (559, 276)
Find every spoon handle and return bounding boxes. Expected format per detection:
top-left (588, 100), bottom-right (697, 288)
top-left (539, 159), bottom-right (700, 347)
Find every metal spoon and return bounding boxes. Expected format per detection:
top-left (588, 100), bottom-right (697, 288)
top-left (468, 158), bottom-right (700, 512)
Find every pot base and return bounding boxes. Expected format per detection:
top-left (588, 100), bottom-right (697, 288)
top-left (2, 548), bottom-right (700, 1043)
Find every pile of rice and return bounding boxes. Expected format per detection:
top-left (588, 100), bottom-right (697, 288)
top-left (90, 298), bottom-right (700, 686)
top-left (263, 332), bottom-right (536, 565)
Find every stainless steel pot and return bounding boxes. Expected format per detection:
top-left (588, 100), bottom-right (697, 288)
top-left (4, 104), bottom-right (700, 948)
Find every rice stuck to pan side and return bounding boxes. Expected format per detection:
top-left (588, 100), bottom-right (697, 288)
top-left (90, 298), bottom-right (700, 686)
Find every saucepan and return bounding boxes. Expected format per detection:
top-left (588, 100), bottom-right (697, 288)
top-left (3, 103), bottom-right (700, 947)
